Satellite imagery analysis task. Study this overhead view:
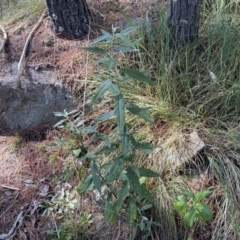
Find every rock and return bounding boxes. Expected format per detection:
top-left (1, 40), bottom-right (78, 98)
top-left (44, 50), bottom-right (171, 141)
top-left (178, 131), bottom-right (206, 165)
top-left (0, 62), bottom-right (76, 131)
top-left (151, 131), bottom-right (206, 168)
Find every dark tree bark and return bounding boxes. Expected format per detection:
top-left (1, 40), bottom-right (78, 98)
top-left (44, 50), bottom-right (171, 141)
top-left (168, 0), bottom-right (202, 46)
top-left (46, 0), bottom-right (91, 40)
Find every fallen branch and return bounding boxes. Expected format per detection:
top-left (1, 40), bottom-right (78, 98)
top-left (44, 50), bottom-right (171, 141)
top-left (1, 184), bottom-right (20, 191)
top-left (0, 200), bottom-right (34, 239)
top-left (0, 212), bottom-right (24, 240)
top-left (0, 24), bottom-right (7, 53)
top-left (18, 8), bottom-right (47, 74)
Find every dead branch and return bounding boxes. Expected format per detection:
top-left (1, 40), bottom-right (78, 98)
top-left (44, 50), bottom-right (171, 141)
top-left (0, 24), bottom-right (7, 53)
top-left (0, 200), bottom-right (34, 239)
top-left (18, 8), bottom-right (48, 74)
top-left (0, 212), bottom-right (24, 240)
top-left (1, 185), bottom-right (20, 191)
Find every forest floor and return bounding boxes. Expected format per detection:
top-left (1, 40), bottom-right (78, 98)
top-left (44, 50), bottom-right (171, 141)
top-left (0, 1), bottom-right (161, 239)
top-left (1, 0), bottom-right (240, 239)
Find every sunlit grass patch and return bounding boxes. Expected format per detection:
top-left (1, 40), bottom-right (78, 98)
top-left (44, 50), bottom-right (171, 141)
top-left (0, 0), bottom-right (46, 25)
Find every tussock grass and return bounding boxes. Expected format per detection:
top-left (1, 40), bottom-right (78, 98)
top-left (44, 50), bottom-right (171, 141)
top-left (140, 10), bottom-right (240, 121)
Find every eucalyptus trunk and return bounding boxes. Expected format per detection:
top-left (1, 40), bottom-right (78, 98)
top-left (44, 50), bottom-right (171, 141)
top-left (46, 0), bottom-right (91, 40)
top-left (168, 0), bottom-right (202, 46)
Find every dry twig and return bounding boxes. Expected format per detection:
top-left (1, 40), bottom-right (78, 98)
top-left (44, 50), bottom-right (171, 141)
top-left (0, 24), bottom-right (7, 53)
top-left (0, 193), bottom-right (20, 219)
top-left (18, 8), bottom-right (48, 74)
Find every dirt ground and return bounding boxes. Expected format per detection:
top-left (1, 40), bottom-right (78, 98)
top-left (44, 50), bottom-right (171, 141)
top-left (0, 1), bottom-right (160, 239)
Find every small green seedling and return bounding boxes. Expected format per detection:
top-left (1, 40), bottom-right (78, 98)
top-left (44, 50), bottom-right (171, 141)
top-left (174, 190), bottom-right (213, 227)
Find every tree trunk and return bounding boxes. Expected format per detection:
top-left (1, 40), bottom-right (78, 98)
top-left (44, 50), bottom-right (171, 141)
top-left (168, 0), bottom-right (202, 46)
top-left (46, 0), bottom-right (91, 40)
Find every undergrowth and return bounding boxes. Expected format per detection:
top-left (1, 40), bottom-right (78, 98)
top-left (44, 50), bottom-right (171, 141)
top-left (76, 2), bottom-right (240, 239)
top-left (2, 0), bottom-right (240, 239)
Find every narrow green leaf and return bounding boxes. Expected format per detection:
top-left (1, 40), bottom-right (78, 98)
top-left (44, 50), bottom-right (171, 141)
top-left (138, 168), bottom-right (160, 178)
top-left (91, 161), bottom-right (101, 194)
top-left (80, 46), bottom-right (107, 54)
top-left (114, 94), bottom-right (125, 132)
top-left (91, 30), bottom-right (112, 44)
top-left (127, 104), bottom-right (154, 122)
top-left (196, 203), bottom-right (212, 221)
top-left (120, 68), bottom-right (154, 85)
top-left (127, 198), bottom-right (137, 223)
top-left (101, 29), bottom-right (112, 36)
top-left (139, 219), bottom-right (146, 231)
top-left (152, 221), bottom-right (161, 227)
top-left (114, 45), bottom-right (139, 53)
top-left (118, 170), bottom-right (128, 181)
top-left (78, 152), bottom-right (94, 162)
top-left (130, 136), bottom-right (154, 154)
top-left (54, 112), bottom-right (65, 117)
top-left (76, 120), bottom-right (85, 127)
top-left (104, 193), bottom-right (113, 220)
top-left (115, 33), bottom-right (135, 47)
top-left (96, 57), bottom-right (116, 71)
top-left (79, 175), bottom-right (93, 194)
top-left (91, 79), bottom-right (112, 104)
top-left (186, 207), bottom-right (195, 227)
top-left (54, 119), bottom-right (66, 127)
top-left (110, 211), bottom-right (118, 224)
top-left (177, 195), bottom-right (187, 203)
top-left (91, 36), bottom-right (108, 45)
top-left (184, 191), bottom-right (195, 199)
top-left (105, 157), bottom-right (123, 183)
top-left (114, 181), bottom-right (129, 213)
top-left (68, 109), bottom-right (78, 115)
top-left (126, 166), bottom-right (141, 197)
top-left (141, 184), bottom-right (154, 203)
top-left (97, 142), bottom-right (119, 154)
top-left (195, 190), bottom-right (212, 202)
top-left (108, 83), bottom-right (120, 96)
top-left (140, 204), bottom-right (153, 212)
top-left (100, 162), bottom-right (112, 170)
top-left (90, 133), bottom-right (111, 148)
top-left (95, 110), bottom-right (115, 121)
